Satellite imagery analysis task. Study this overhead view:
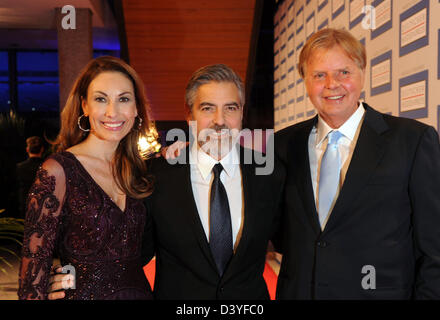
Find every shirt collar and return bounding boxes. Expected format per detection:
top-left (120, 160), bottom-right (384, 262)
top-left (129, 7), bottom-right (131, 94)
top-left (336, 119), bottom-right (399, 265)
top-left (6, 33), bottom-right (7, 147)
top-left (190, 142), bottom-right (239, 181)
top-left (316, 102), bottom-right (365, 147)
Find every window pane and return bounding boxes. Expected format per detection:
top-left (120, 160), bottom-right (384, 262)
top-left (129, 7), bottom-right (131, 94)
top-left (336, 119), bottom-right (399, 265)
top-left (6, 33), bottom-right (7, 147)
top-left (0, 51), bottom-right (9, 112)
top-left (17, 51), bottom-right (59, 112)
top-left (18, 82), bottom-right (59, 112)
top-left (17, 51), bottom-right (58, 72)
top-left (0, 83), bottom-right (9, 113)
top-left (93, 50), bottom-right (120, 58)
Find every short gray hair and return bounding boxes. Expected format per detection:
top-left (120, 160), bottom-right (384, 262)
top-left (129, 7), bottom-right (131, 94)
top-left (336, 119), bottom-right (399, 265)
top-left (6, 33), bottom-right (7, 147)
top-left (185, 64), bottom-right (245, 111)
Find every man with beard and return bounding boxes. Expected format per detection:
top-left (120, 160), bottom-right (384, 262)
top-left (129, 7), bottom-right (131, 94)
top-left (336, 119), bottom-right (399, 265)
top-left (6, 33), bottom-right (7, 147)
top-left (47, 64), bottom-right (285, 300)
top-left (142, 64), bottom-right (285, 299)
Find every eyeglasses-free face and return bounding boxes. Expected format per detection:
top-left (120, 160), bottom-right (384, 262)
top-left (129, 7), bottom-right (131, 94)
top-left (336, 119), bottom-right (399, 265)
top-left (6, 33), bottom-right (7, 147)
top-left (305, 45), bottom-right (365, 129)
top-left (82, 71), bottom-right (138, 144)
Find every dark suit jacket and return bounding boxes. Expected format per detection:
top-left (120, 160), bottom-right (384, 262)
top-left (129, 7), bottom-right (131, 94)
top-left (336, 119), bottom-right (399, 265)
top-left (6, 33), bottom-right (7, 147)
top-left (143, 145), bottom-right (285, 299)
top-left (16, 157), bottom-right (43, 217)
top-left (274, 104), bottom-right (440, 299)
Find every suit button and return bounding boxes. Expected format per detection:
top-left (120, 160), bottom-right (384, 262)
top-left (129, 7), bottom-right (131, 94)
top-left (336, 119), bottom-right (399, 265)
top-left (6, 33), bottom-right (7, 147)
top-left (317, 241), bottom-right (328, 248)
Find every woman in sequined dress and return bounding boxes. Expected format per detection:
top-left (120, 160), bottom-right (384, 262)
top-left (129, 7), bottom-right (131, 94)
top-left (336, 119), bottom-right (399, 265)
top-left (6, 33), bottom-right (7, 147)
top-left (18, 56), bottom-right (155, 300)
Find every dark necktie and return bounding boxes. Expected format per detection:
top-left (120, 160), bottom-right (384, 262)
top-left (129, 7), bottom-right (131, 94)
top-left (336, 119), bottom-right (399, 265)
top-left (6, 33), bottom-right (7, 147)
top-left (209, 163), bottom-right (233, 276)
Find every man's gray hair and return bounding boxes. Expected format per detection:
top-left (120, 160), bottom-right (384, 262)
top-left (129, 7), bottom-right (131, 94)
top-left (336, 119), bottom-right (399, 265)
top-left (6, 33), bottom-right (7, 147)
top-left (185, 64), bottom-right (245, 111)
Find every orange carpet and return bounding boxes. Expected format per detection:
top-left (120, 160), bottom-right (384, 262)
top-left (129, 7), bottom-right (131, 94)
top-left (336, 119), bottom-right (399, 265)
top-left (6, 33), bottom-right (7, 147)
top-left (143, 258), bottom-right (156, 289)
top-left (263, 262), bottom-right (278, 300)
top-left (143, 259), bottom-right (278, 300)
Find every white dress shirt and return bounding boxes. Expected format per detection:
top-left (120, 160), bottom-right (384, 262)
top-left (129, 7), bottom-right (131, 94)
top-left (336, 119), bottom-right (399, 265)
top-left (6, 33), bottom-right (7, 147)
top-left (308, 103), bottom-right (366, 229)
top-left (189, 143), bottom-right (244, 250)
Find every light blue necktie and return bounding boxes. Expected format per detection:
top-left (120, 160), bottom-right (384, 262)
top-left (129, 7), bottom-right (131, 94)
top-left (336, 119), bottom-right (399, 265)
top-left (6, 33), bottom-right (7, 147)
top-left (318, 130), bottom-right (343, 228)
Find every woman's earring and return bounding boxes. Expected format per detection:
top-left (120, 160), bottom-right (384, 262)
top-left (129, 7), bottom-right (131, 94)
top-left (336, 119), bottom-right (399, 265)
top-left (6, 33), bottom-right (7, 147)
top-left (138, 116), bottom-right (142, 129)
top-left (78, 114), bottom-right (90, 132)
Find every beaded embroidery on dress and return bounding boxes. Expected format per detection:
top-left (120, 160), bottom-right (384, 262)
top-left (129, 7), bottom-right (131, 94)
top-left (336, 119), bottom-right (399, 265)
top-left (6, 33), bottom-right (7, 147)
top-left (18, 152), bottom-right (152, 300)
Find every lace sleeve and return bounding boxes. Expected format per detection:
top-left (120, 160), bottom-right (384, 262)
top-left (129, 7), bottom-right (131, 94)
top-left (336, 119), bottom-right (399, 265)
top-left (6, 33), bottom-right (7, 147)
top-left (18, 158), bottom-right (66, 300)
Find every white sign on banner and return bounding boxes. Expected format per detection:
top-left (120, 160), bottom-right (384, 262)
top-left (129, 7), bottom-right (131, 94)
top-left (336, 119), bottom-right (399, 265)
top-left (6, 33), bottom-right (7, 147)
top-left (400, 80), bottom-right (426, 112)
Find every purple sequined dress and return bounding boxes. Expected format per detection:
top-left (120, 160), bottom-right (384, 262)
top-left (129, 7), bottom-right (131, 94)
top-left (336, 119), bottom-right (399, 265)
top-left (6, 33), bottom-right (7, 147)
top-left (18, 152), bottom-right (153, 300)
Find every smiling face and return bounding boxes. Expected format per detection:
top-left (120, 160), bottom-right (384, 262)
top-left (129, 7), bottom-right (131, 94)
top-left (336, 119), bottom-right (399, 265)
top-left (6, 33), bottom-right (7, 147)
top-left (189, 81), bottom-right (243, 160)
top-left (82, 71), bottom-right (138, 144)
top-left (305, 45), bottom-right (365, 128)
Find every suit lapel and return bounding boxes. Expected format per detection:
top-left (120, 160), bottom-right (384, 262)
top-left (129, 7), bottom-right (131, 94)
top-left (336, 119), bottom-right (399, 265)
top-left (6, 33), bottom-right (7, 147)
top-left (323, 105), bottom-right (389, 234)
top-left (223, 152), bottom-right (252, 279)
top-left (290, 117), bottom-right (322, 235)
top-left (178, 149), bottom-right (219, 273)
top-left (182, 145), bottom-right (258, 279)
